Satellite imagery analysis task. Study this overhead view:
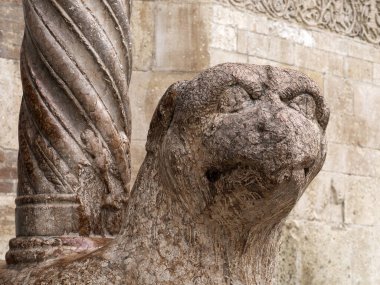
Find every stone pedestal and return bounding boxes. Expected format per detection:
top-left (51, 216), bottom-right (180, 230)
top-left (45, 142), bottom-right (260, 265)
top-left (6, 236), bottom-right (111, 265)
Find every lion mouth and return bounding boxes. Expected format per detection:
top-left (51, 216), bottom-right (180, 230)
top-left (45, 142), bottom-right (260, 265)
top-left (205, 163), bottom-right (311, 203)
top-left (205, 165), bottom-right (272, 201)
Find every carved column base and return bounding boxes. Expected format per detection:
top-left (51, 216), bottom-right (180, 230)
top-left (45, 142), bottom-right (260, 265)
top-left (6, 194), bottom-right (112, 265)
top-left (15, 194), bottom-right (81, 237)
top-left (6, 236), bottom-right (112, 265)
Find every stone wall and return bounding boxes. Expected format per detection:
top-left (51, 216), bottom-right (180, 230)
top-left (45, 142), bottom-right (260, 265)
top-left (0, 0), bottom-right (23, 259)
top-left (1, 0), bottom-right (380, 284)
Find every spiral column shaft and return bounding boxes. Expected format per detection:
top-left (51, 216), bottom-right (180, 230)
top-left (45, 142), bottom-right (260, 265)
top-left (6, 0), bottom-right (132, 264)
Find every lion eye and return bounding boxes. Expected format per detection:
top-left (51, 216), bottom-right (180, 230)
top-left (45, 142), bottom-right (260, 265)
top-left (219, 86), bottom-right (252, 113)
top-left (288, 94), bottom-right (316, 120)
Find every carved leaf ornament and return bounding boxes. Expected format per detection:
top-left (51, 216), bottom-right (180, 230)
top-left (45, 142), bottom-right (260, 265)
top-left (217, 0), bottom-right (380, 44)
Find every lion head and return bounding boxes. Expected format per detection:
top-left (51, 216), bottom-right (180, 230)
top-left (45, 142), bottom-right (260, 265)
top-left (146, 63), bottom-right (329, 233)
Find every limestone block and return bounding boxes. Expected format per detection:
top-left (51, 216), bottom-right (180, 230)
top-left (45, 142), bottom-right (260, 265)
top-left (324, 143), bottom-right (380, 177)
top-left (237, 29), bottom-right (248, 54)
top-left (212, 4), bottom-right (248, 30)
top-left (289, 171), bottom-right (344, 224)
top-left (274, 221), bottom-right (299, 284)
top-left (351, 226), bottom-right (380, 284)
top-left (247, 13), bottom-right (270, 35)
top-left (313, 31), bottom-right (348, 56)
top-left (353, 82), bottom-right (380, 149)
top-left (0, 195), bottom-right (16, 260)
top-left (345, 57), bottom-right (373, 82)
top-left (129, 71), bottom-right (197, 141)
top-left (0, 0), bottom-right (24, 60)
top-left (210, 23), bottom-right (237, 51)
top-left (295, 45), bottom-right (344, 77)
top-left (344, 176), bottom-right (380, 226)
top-left (0, 58), bottom-right (22, 149)
top-left (326, 113), bottom-right (367, 146)
top-left (247, 32), bottom-right (270, 59)
top-left (131, 1), bottom-right (154, 71)
top-left (0, 148), bottom-right (17, 182)
top-left (209, 48), bottom-right (248, 66)
top-left (154, 2), bottom-right (210, 71)
top-left (276, 221), bottom-right (352, 285)
top-left (373, 63), bottom-right (380, 86)
top-left (266, 36), bottom-right (295, 65)
top-left (324, 78), bottom-right (365, 146)
top-left (0, 195), bottom-right (16, 230)
top-left (347, 40), bottom-right (380, 64)
top-left (0, 181), bottom-right (16, 194)
top-left (324, 76), bottom-right (354, 115)
top-left (268, 21), bottom-right (315, 48)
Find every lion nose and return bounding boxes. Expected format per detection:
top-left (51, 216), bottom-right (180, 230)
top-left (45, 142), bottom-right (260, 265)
top-left (264, 104), bottom-right (321, 173)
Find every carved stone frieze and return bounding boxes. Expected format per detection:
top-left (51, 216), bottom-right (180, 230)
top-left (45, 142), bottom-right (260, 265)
top-left (216, 0), bottom-right (380, 45)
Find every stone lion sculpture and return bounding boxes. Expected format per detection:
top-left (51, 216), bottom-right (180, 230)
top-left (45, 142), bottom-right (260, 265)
top-left (0, 63), bottom-right (329, 284)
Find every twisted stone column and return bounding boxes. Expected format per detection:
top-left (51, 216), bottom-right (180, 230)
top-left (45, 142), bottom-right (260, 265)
top-left (6, 0), bottom-right (132, 264)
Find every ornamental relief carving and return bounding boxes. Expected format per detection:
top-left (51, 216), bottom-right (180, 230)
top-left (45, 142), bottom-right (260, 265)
top-left (216, 0), bottom-right (380, 45)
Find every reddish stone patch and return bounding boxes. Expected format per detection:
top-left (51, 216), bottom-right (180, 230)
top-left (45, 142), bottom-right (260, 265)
top-left (0, 181), bottom-right (15, 193)
top-left (0, 167), bottom-right (17, 179)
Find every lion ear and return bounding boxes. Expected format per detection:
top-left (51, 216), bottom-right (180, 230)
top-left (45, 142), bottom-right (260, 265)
top-left (146, 82), bottom-right (180, 153)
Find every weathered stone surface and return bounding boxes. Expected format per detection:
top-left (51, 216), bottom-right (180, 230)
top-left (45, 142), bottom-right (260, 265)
top-left (345, 57), bottom-right (373, 82)
top-left (353, 82), bottom-right (380, 149)
top-left (266, 37), bottom-right (295, 65)
top-left (324, 76), bottom-right (354, 115)
top-left (324, 143), bottom-right (380, 177)
top-left (0, 145), bottom-right (18, 241)
top-left (0, 63), bottom-right (329, 284)
top-left (0, 147), bottom-right (17, 178)
top-left (0, 148), bottom-right (17, 259)
top-left (247, 32), bottom-right (270, 58)
top-left (276, 221), bottom-right (353, 285)
top-left (131, 1), bottom-right (154, 71)
top-left (212, 4), bottom-right (249, 31)
top-left (313, 31), bottom-right (348, 55)
top-left (237, 29), bottom-right (248, 54)
top-left (155, 2), bottom-right (210, 71)
top-left (268, 21), bottom-right (316, 48)
top-left (0, 58), bottom-right (22, 149)
top-left (210, 48), bottom-right (248, 66)
top-left (373, 63), bottom-right (380, 85)
top-left (295, 45), bottom-right (344, 77)
top-left (210, 22), bottom-right (237, 51)
top-left (277, 221), bottom-right (380, 285)
top-left (344, 176), bottom-right (380, 226)
top-left (289, 171), bottom-right (344, 224)
top-left (0, 0), bottom-right (24, 60)
top-left (351, 226), bottom-right (380, 284)
top-left (0, 182), bottom-right (16, 194)
top-left (0, 195), bottom-right (16, 259)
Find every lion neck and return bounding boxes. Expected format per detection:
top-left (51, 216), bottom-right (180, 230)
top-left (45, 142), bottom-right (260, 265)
top-left (120, 152), bottom-right (283, 285)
